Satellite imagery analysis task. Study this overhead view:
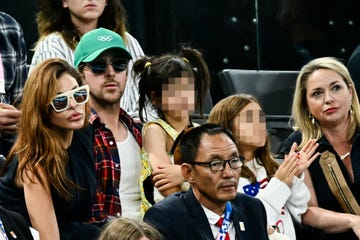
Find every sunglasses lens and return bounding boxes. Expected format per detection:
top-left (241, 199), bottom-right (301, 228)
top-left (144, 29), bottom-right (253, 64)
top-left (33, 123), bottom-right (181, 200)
top-left (73, 89), bottom-right (88, 104)
top-left (89, 62), bottom-right (106, 74)
top-left (88, 59), bottom-right (128, 74)
top-left (52, 96), bottom-right (68, 111)
top-left (112, 60), bottom-right (128, 72)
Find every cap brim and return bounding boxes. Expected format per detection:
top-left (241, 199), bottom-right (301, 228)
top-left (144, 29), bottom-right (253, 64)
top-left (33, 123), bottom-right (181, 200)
top-left (82, 47), bottom-right (132, 63)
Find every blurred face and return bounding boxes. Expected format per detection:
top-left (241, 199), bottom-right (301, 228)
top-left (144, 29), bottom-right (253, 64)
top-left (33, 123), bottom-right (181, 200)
top-left (82, 51), bottom-right (128, 107)
top-left (50, 73), bottom-right (86, 131)
top-left (306, 69), bottom-right (352, 128)
top-left (62, 0), bottom-right (106, 26)
top-left (232, 101), bottom-right (267, 149)
top-left (160, 71), bottom-right (195, 118)
top-left (189, 133), bottom-right (241, 211)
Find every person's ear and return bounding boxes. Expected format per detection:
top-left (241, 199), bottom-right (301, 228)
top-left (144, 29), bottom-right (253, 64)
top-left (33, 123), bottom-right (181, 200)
top-left (181, 164), bottom-right (195, 183)
top-left (349, 84), bottom-right (354, 96)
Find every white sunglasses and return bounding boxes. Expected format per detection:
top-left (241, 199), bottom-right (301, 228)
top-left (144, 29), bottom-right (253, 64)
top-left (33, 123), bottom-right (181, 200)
top-left (50, 85), bottom-right (89, 112)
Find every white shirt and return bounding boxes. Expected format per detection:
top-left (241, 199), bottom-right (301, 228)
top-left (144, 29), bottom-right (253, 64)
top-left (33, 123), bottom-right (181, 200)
top-left (116, 130), bottom-right (142, 220)
top-left (238, 158), bottom-right (309, 240)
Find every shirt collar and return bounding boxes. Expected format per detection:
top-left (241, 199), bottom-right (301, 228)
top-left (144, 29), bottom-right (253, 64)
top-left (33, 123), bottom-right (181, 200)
top-left (201, 205), bottom-right (223, 225)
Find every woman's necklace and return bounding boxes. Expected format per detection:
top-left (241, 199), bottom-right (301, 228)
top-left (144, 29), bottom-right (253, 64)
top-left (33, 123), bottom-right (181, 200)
top-left (339, 144), bottom-right (352, 161)
top-left (340, 151), bottom-right (351, 161)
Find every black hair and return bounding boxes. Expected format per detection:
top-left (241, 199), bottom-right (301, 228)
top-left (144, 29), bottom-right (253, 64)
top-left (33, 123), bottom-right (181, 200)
top-left (133, 46), bottom-right (211, 122)
top-left (173, 123), bottom-right (238, 164)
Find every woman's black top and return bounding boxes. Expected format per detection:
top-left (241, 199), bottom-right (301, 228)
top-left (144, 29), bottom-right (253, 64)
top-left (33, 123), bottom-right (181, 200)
top-left (0, 127), bottom-right (98, 239)
top-left (280, 130), bottom-right (360, 240)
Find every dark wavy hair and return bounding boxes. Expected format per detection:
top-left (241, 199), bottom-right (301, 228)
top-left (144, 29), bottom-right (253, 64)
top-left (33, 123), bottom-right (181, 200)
top-left (35, 0), bottom-right (128, 49)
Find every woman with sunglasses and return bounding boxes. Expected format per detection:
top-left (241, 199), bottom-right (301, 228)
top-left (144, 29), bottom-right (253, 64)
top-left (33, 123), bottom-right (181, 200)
top-left (0, 58), bottom-right (99, 240)
top-left (132, 47), bottom-right (211, 203)
top-left (29, 0), bottom-right (158, 121)
top-left (208, 94), bottom-right (319, 240)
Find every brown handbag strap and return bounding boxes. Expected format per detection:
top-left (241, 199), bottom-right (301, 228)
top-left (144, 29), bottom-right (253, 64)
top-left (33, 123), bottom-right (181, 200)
top-left (319, 150), bottom-right (360, 215)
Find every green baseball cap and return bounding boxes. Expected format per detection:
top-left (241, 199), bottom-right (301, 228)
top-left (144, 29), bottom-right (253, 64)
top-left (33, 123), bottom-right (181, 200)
top-left (74, 27), bottom-right (132, 68)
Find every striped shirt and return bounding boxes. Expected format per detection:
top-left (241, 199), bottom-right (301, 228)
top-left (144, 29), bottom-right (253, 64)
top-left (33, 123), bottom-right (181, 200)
top-left (30, 31), bottom-right (158, 121)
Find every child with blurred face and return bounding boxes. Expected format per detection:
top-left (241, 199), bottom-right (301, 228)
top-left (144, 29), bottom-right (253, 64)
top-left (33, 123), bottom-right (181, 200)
top-left (133, 47), bottom-right (211, 203)
top-left (209, 94), bottom-right (319, 240)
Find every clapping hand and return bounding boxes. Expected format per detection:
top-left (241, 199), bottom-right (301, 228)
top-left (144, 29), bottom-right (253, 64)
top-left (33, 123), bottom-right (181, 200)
top-left (275, 139), bottom-right (319, 186)
top-left (274, 150), bottom-right (298, 187)
top-left (289, 139), bottom-right (320, 177)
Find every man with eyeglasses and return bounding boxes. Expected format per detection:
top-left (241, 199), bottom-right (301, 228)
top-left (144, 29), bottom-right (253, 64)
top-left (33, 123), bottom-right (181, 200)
top-left (144, 123), bottom-right (269, 240)
top-left (74, 28), bottom-right (152, 224)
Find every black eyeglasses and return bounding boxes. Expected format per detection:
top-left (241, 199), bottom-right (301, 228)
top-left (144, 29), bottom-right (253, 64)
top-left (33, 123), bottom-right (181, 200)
top-left (85, 59), bottom-right (129, 75)
top-left (50, 85), bottom-right (89, 112)
top-left (190, 156), bottom-right (244, 172)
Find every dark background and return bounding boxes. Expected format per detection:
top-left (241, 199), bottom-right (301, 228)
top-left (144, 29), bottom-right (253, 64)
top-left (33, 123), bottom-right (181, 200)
top-left (1, 0), bottom-right (360, 104)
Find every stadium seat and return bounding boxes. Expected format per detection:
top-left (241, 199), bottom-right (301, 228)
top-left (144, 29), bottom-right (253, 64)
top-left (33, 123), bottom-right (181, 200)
top-left (217, 69), bottom-right (299, 153)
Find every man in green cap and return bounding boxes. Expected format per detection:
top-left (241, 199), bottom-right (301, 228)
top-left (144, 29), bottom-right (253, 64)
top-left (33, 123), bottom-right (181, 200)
top-left (74, 28), bottom-right (152, 224)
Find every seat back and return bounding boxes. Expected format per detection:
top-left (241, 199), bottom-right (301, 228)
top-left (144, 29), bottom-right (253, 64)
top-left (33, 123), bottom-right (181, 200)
top-left (218, 69), bottom-right (299, 116)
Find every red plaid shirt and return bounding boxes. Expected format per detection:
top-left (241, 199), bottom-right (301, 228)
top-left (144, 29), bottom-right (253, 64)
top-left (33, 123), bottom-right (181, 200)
top-left (88, 108), bottom-right (142, 223)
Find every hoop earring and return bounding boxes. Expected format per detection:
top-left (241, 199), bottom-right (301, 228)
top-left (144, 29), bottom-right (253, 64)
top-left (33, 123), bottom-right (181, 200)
top-left (309, 113), bottom-right (315, 125)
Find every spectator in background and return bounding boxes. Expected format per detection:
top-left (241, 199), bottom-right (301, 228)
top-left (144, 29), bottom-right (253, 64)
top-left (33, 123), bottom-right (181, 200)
top-left (30, 0), bottom-right (157, 120)
top-left (208, 94), bottom-right (319, 240)
top-left (0, 59), bottom-right (99, 240)
top-left (281, 57), bottom-right (360, 239)
top-left (97, 218), bottom-right (161, 240)
top-left (132, 47), bottom-right (211, 203)
top-left (0, 205), bottom-right (34, 240)
top-left (0, 11), bottom-right (28, 157)
top-left (74, 28), bottom-right (152, 223)
top-left (144, 123), bottom-right (269, 240)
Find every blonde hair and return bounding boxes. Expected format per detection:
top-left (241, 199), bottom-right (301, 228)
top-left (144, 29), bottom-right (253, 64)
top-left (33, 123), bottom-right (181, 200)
top-left (208, 94), bottom-right (278, 183)
top-left (97, 218), bottom-right (161, 240)
top-left (292, 57), bottom-right (360, 147)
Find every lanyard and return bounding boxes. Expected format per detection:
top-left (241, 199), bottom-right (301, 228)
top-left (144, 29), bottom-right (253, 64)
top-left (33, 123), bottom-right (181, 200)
top-left (216, 201), bottom-right (232, 240)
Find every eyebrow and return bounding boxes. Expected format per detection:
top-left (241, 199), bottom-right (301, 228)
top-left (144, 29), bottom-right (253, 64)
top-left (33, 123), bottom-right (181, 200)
top-left (309, 80), bottom-right (341, 91)
top-left (56, 85), bottom-right (79, 95)
top-left (329, 80), bottom-right (342, 86)
top-left (207, 151), bottom-right (239, 160)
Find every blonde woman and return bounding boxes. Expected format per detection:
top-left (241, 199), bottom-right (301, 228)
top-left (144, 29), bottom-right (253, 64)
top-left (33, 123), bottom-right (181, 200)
top-left (281, 57), bottom-right (360, 239)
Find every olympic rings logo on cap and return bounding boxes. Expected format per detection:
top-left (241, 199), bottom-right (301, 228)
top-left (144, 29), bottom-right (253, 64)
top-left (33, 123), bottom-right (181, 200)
top-left (97, 35), bottom-right (113, 41)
